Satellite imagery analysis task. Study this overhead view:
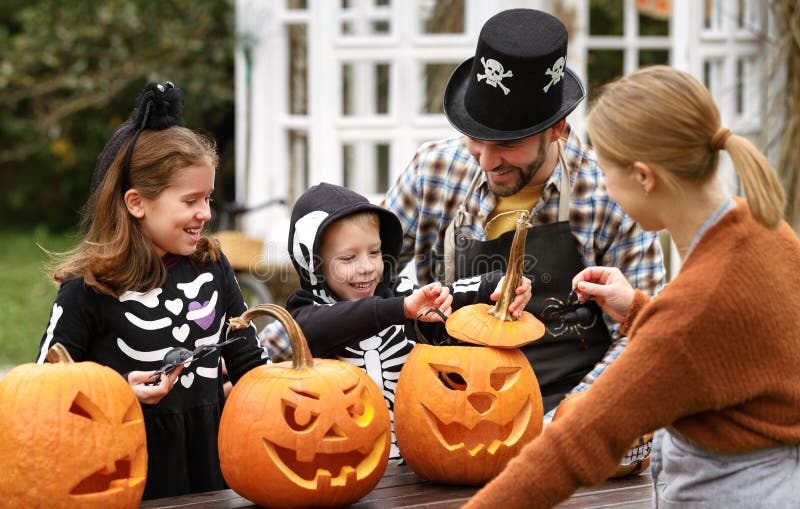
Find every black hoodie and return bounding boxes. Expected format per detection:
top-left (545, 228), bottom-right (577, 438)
top-left (281, 183), bottom-right (502, 462)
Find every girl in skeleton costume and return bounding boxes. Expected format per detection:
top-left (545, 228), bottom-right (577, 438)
top-left (272, 182), bottom-right (531, 464)
top-left (36, 82), bottom-right (268, 500)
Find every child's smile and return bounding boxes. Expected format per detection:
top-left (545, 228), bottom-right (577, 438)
top-left (320, 219), bottom-right (384, 302)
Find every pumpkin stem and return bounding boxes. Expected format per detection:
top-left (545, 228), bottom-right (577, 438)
top-left (488, 210), bottom-right (532, 322)
top-left (229, 304), bottom-right (314, 369)
top-left (45, 343), bottom-right (74, 364)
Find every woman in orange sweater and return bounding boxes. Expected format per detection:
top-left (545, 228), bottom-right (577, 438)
top-left (464, 66), bottom-right (800, 508)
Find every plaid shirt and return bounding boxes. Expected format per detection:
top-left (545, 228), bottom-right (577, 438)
top-left (383, 125), bottom-right (666, 420)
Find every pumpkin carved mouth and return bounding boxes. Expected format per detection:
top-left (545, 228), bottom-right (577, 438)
top-left (70, 448), bottom-right (147, 495)
top-left (420, 398), bottom-right (533, 455)
top-left (261, 432), bottom-right (388, 489)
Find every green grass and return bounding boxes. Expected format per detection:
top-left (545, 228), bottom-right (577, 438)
top-left (0, 229), bottom-right (79, 368)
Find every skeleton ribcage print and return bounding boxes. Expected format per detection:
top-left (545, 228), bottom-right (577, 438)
top-left (337, 324), bottom-right (414, 464)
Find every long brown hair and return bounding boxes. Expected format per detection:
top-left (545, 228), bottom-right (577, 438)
top-left (586, 65), bottom-right (785, 229)
top-left (53, 126), bottom-right (221, 297)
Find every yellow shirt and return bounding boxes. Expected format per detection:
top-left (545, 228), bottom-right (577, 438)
top-left (485, 183), bottom-right (545, 240)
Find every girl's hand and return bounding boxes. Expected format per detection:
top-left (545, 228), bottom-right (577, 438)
top-left (128, 365), bottom-right (184, 405)
top-left (404, 282), bottom-right (453, 320)
top-left (490, 276), bottom-right (532, 318)
top-left (572, 266), bottom-right (634, 323)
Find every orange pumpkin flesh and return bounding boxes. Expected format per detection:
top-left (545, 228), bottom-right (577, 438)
top-left (219, 304), bottom-right (391, 508)
top-left (447, 303), bottom-right (545, 348)
top-left (0, 344), bottom-right (147, 509)
top-left (553, 391), bottom-right (654, 478)
top-left (395, 343), bottom-right (543, 485)
top-left (446, 211), bottom-right (545, 348)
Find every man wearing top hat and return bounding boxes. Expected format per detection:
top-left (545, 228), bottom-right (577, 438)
top-left (383, 8), bottom-right (666, 417)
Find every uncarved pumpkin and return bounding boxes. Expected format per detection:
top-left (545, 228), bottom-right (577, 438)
top-left (394, 343), bottom-right (543, 485)
top-left (0, 344), bottom-right (147, 509)
top-left (553, 391), bottom-right (654, 478)
top-left (219, 304), bottom-right (391, 508)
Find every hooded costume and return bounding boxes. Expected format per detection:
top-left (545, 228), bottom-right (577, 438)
top-left (279, 182), bottom-right (503, 462)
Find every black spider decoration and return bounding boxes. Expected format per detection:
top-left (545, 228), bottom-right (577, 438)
top-left (540, 288), bottom-right (597, 338)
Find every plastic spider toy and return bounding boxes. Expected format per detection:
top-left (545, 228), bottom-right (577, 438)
top-left (540, 288), bottom-right (597, 338)
top-left (146, 334), bottom-right (246, 385)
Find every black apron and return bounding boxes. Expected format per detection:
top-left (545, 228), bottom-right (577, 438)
top-left (443, 150), bottom-right (612, 412)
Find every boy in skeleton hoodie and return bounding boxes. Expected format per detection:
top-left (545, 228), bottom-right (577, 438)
top-left (271, 182), bottom-right (530, 463)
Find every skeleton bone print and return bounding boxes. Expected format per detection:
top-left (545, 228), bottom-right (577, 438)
top-left (115, 272), bottom-right (228, 389)
top-left (337, 324), bottom-right (414, 464)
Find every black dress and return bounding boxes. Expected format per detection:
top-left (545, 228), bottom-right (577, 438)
top-left (36, 253), bottom-right (269, 499)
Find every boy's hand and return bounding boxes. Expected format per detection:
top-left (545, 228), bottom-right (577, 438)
top-left (404, 282), bottom-right (453, 320)
top-left (490, 276), bottom-right (532, 318)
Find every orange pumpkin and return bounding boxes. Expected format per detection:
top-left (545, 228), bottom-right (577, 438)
top-left (0, 344), bottom-right (147, 508)
top-left (446, 211), bottom-right (545, 348)
top-left (394, 343), bottom-right (543, 484)
top-left (553, 391), bottom-right (654, 478)
top-left (218, 304), bottom-right (391, 508)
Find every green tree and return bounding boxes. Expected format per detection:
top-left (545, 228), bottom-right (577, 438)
top-left (0, 0), bottom-right (237, 231)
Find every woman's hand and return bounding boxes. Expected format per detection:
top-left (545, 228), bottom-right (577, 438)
top-left (128, 365), bottom-right (184, 405)
top-left (404, 282), bottom-right (453, 321)
top-left (490, 276), bottom-right (532, 318)
top-left (572, 266), bottom-right (634, 323)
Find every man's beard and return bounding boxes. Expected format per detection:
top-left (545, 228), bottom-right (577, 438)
top-left (485, 140), bottom-right (549, 197)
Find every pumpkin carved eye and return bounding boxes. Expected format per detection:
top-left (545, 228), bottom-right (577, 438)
top-left (430, 364), bottom-right (468, 391)
top-left (283, 389), bottom-right (321, 431)
top-left (346, 386), bottom-right (375, 427)
top-left (490, 367), bottom-right (521, 391)
top-left (122, 400), bottom-right (142, 424)
top-left (69, 391), bottom-right (110, 424)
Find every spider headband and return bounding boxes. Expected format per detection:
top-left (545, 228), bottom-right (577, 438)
top-left (90, 81), bottom-right (185, 197)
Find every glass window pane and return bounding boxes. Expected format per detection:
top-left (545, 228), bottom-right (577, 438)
top-left (288, 24), bottom-right (308, 115)
top-left (376, 63), bottom-right (390, 114)
top-left (587, 49), bottom-right (623, 104)
top-left (287, 130), bottom-right (308, 203)
top-left (421, 62), bottom-right (458, 114)
top-left (638, 11), bottom-right (670, 36)
top-left (375, 0), bottom-right (390, 6)
top-left (287, 0), bottom-right (307, 9)
top-left (342, 142), bottom-right (390, 194)
top-left (419, 0), bottom-right (465, 34)
top-left (703, 0), bottom-right (722, 30)
top-left (636, 0), bottom-right (671, 34)
top-left (372, 20), bottom-right (391, 34)
top-left (639, 49), bottom-right (670, 67)
top-left (590, 0), bottom-right (623, 36)
top-left (341, 62), bottom-right (391, 116)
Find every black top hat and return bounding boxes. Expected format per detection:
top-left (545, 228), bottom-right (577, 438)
top-left (443, 9), bottom-right (586, 141)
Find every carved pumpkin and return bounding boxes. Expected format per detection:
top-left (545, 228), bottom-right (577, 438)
top-left (394, 343), bottom-right (543, 484)
top-left (553, 391), bottom-right (654, 478)
top-left (0, 344), bottom-right (147, 508)
top-left (446, 211), bottom-right (545, 348)
top-left (218, 304), bottom-right (391, 508)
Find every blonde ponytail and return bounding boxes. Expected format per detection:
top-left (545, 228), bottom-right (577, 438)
top-left (721, 133), bottom-right (785, 229)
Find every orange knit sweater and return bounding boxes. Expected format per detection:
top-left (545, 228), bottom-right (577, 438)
top-left (463, 198), bottom-right (800, 508)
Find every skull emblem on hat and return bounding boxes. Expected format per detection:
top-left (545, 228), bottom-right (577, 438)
top-left (477, 57), bottom-right (513, 96)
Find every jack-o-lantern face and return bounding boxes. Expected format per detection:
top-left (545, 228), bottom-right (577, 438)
top-left (394, 343), bottom-right (543, 485)
top-left (0, 347), bottom-right (147, 509)
top-left (553, 391), bottom-right (654, 478)
top-left (219, 304), bottom-right (391, 508)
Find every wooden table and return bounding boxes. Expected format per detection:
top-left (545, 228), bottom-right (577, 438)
top-left (140, 465), bottom-right (656, 508)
